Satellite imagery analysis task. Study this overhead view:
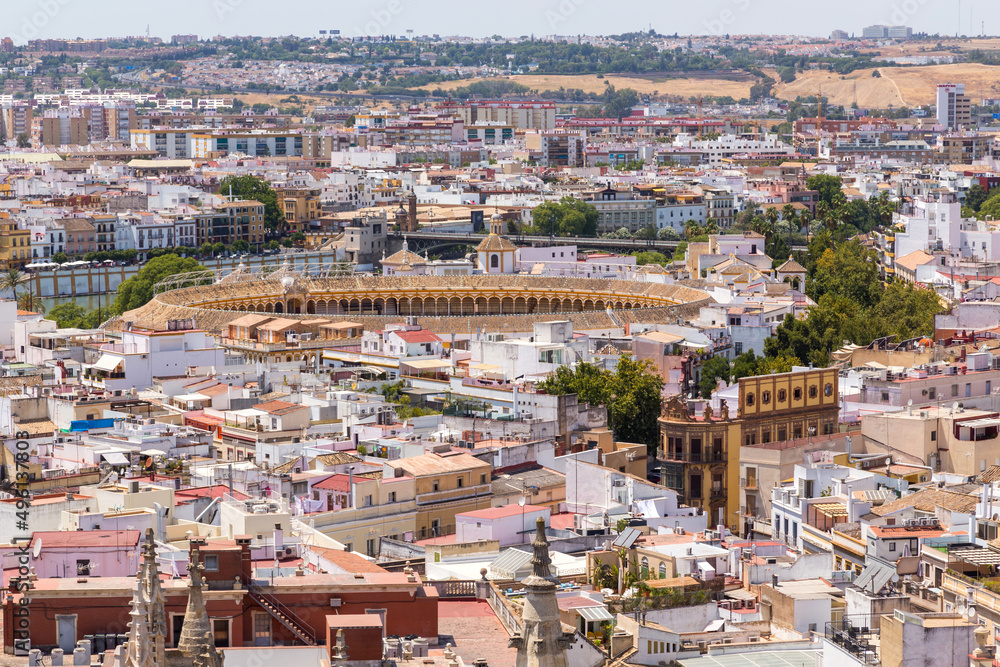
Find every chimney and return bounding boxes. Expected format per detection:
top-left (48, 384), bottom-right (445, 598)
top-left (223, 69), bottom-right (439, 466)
top-left (772, 574), bottom-right (778, 588)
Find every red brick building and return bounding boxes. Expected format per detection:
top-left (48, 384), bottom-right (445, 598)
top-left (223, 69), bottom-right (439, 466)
top-left (3, 537), bottom-right (437, 652)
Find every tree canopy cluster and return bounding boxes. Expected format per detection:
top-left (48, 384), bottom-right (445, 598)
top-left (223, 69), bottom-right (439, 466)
top-left (527, 197), bottom-right (599, 237)
top-left (765, 236), bottom-right (944, 367)
top-left (536, 356), bottom-right (663, 446)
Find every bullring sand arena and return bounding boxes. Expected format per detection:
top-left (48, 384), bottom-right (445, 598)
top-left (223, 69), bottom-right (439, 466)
top-left (117, 270), bottom-right (712, 338)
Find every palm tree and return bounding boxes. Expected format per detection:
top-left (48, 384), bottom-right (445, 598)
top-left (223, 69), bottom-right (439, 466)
top-left (0, 268), bottom-right (29, 298)
top-left (16, 286), bottom-right (44, 314)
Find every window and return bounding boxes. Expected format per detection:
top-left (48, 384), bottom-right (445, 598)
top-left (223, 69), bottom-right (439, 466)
top-left (762, 391), bottom-right (771, 404)
top-left (659, 562), bottom-right (667, 578)
top-left (203, 555), bottom-right (219, 571)
top-left (432, 480), bottom-right (439, 491)
top-left (76, 559), bottom-right (91, 576)
top-left (825, 383), bottom-right (833, 396)
top-left (457, 477), bottom-right (464, 488)
top-left (808, 385), bottom-right (817, 399)
top-left (481, 474), bottom-right (487, 484)
top-left (490, 254), bottom-right (499, 268)
top-left (952, 384), bottom-right (959, 397)
top-left (778, 389), bottom-right (787, 402)
top-left (364, 495), bottom-right (373, 507)
top-left (793, 388), bottom-right (802, 400)
top-left (746, 392), bottom-right (755, 406)
top-left (388, 491), bottom-right (396, 503)
top-left (931, 431), bottom-right (936, 442)
top-left (889, 542), bottom-right (896, 552)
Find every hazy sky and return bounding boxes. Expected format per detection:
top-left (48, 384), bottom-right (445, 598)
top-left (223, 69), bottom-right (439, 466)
top-left (7, 0), bottom-right (990, 44)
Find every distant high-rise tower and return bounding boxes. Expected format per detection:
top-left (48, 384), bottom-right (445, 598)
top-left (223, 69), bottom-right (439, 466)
top-left (936, 83), bottom-right (971, 130)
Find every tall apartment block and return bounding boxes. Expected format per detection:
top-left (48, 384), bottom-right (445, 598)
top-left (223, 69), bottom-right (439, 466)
top-left (937, 83), bottom-right (972, 130)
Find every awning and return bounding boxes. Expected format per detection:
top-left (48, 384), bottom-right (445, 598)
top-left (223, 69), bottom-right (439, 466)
top-left (471, 363), bottom-right (502, 371)
top-left (93, 354), bottom-right (123, 372)
top-left (140, 449), bottom-right (164, 457)
top-left (401, 358), bottom-right (453, 370)
top-left (102, 452), bottom-right (129, 465)
top-left (959, 419), bottom-right (1000, 429)
top-left (576, 606), bottom-right (614, 622)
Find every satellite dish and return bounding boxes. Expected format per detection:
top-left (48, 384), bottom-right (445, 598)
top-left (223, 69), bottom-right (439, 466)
top-left (890, 573), bottom-right (900, 583)
top-left (32, 538), bottom-right (42, 558)
top-left (968, 606), bottom-right (977, 620)
top-left (907, 399), bottom-right (913, 406)
top-left (518, 496), bottom-right (526, 507)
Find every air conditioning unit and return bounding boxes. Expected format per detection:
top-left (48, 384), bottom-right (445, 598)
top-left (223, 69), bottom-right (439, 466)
top-left (329, 597), bottom-right (342, 607)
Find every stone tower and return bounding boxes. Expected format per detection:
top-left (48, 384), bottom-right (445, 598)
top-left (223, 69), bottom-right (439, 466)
top-left (509, 517), bottom-right (574, 667)
top-left (140, 528), bottom-right (168, 667)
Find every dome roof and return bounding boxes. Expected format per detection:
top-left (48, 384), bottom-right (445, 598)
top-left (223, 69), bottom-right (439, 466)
top-left (477, 234), bottom-right (516, 252)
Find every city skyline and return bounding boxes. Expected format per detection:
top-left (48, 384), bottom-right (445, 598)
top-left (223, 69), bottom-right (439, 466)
top-left (6, 0), bottom-right (994, 44)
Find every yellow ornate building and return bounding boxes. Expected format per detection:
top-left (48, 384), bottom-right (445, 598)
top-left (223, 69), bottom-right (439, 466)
top-left (658, 368), bottom-right (840, 533)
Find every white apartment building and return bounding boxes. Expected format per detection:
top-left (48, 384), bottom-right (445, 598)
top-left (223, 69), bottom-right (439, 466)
top-left (894, 194), bottom-right (1000, 264)
top-left (114, 213), bottom-right (175, 256)
top-left (673, 132), bottom-right (795, 166)
top-left (84, 324), bottom-right (226, 393)
top-left (936, 83), bottom-right (971, 130)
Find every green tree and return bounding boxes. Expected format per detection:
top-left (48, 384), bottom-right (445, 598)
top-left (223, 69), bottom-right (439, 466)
top-left (529, 197), bottom-right (599, 237)
top-left (978, 192), bottom-right (1000, 221)
top-left (731, 350), bottom-right (760, 382)
top-left (600, 85), bottom-right (640, 119)
top-left (965, 184), bottom-right (990, 212)
top-left (806, 174), bottom-right (844, 207)
top-left (605, 356), bottom-right (665, 446)
top-left (16, 132), bottom-right (30, 148)
top-left (48, 302), bottom-right (101, 328)
top-left (699, 355), bottom-right (731, 398)
top-left (756, 355), bottom-right (802, 375)
top-left (52, 252), bottom-right (69, 264)
top-left (868, 282), bottom-right (945, 342)
top-left (231, 239), bottom-right (250, 252)
top-left (112, 255), bottom-right (204, 316)
top-left (212, 242), bottom-right (226, 255)
top-left (0, 268), bottom-right (29, 297)
top-left (809, 240), bottom-right (882, 309)
top-left (218, 175), bottom-right (285, 232)
top-left (537, 356), bottom-right (664, 447)
top-left (16, 287), bottom-right (44, 314)
top-left (633, 251), bottom-right (668, 266)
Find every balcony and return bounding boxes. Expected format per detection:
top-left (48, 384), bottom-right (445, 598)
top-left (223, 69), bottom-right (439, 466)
top-left (741, 477), bottom-right (758, 490)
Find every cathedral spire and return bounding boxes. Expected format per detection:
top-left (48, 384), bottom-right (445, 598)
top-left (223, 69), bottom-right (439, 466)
top-left (176, 547), bottom-right (222, 667)
top-left (510, 517), bottom-right (573, 667)
top-left (140, 528), bottom-right (168, 667)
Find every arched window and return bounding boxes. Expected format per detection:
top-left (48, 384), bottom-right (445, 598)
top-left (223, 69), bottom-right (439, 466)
top-left (640, 557), bottom-right (649, 579)
top-left (491, 254), bottom-right (499, 268)
top-left (658, 562), bottom-right (667, 578)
